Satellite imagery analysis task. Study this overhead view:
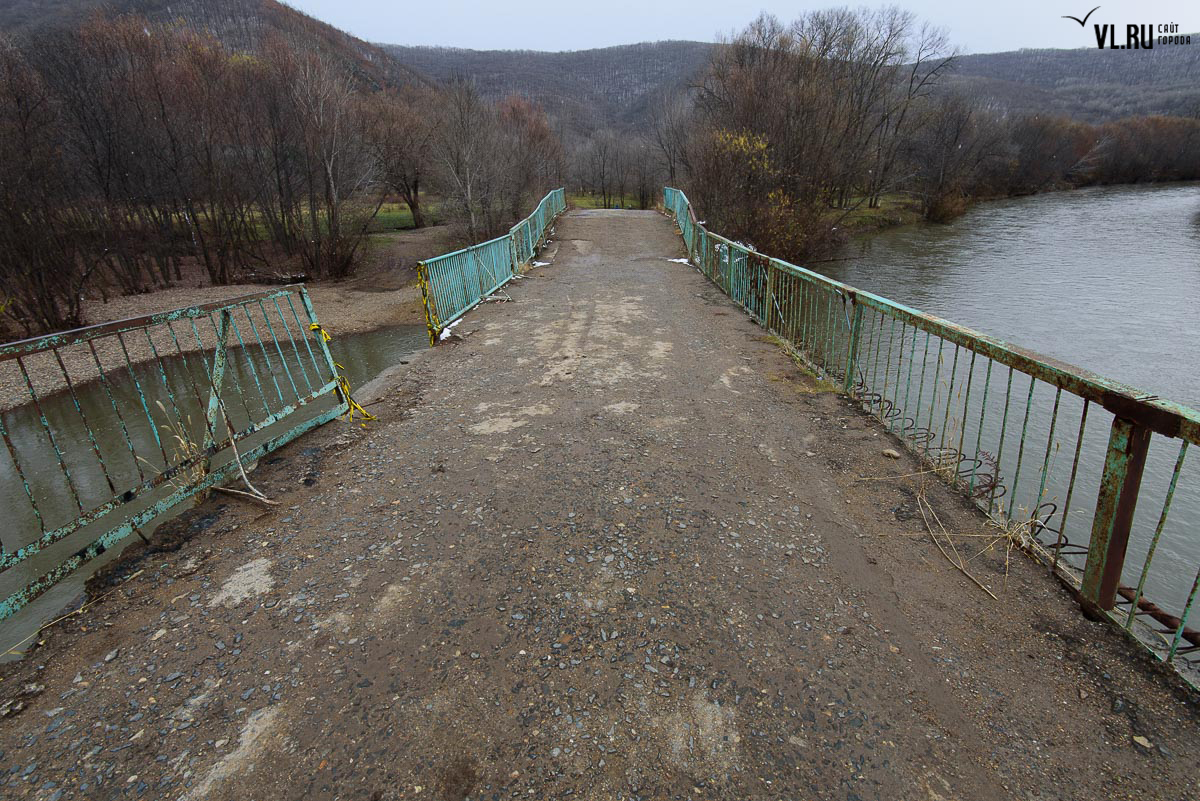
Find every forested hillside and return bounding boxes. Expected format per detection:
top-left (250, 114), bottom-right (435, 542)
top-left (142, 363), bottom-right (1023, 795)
top-left (386, 38), bottom-right (1200, 128)
top-left (383, 41), bottom-right (713, 134)
top-left (0, 0), bottom-right (427, 88)
top-left (949, 44), bottom-right (1200, 121)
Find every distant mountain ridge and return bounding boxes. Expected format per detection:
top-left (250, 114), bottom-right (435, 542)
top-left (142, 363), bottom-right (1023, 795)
top-left (381, 41), bottom-right (714, 134)
top-left (949, 44), bottom-right (1200, 120)
top-left (385, 38), bottom-right (1200, 128)
top-left (2, 3), bottom-right (1196, 124)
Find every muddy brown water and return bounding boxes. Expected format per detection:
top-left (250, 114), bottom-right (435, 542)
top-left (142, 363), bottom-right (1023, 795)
top-left (0, 324), bottom-right (428, 658)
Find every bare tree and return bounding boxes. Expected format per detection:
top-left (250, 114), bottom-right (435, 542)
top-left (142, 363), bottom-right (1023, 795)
top-left (291, 54), bottom-right (383, 278)
top-left (368, 87), bottom-right (435, 228)
top-left (650, 93), bottom-right (690, 185)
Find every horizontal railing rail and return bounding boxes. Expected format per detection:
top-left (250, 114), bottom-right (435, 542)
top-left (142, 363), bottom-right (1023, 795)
top-left (0, 286), bottom-right (347, 621)
top-left (417, 188), bottom-right (566, 345)
top-left (664, 187), bottom-right (1200, 680)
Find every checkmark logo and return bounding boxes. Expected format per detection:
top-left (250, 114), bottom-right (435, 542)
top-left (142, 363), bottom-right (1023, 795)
top-left (1062, 5), bottom-right (1100, 26)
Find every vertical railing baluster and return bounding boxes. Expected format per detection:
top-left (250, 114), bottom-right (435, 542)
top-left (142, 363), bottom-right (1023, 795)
top-left (142, 326), bottom-right (188, 443)
top-left (286, 293), bottom-right (322, 385)
top-left (1168, 569), bottom-right (1200, 662)
top-left (1006, 375), bottom-right (1038, 522)
top-left (881, 316), bottom-right (897, 431)
top-left (843, 301), bottom-right (863, 395)
top-left (925, 339), bottom-right (946, 453)
top-left (164, 320), bottom-right (220, 446)
top-left (16, 356), bottom-right (83, 512)
top-left (914, 332), bottom-right (932, 447)
top-left (51, 348), bottom-right (116, 495)
top-left (1125, 440), bottom-right (1188, 629)
top-left (0, 416), bottom-right (44, 533)
top-left (955, 352), bottom-right (978, 471)
top-left (116, 331), bottom-right (169, 466)
top-left (1033, 388), bottom-right (1062, 528)
top-left (1053, 400), bottom-right (1090, 570)
top-left (257, 299), bottom-right (300, 403)
top-left (242, 305), bottom-right (286, 406)
top-left (900, 323), bottom-right (917, 441)
top-left (273, 296), bottom-right (315, 396)
top-left (88, 340), bottom-right (145, 482)
top-left (938, 345), bottom-right (961, 457)
top-left (968, 359), bottom-right (994, 497)
top-left (227, 310), bottom-right (275, 415)
top-left (201, 314), bottom-right (254, 422)
top-left (203, 311), bottom-right (232, 476)
top-left (990, 367), bottom-right (1015, 517)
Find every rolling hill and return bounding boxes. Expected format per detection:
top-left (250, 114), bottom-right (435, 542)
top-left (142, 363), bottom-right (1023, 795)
top-left (0, 0), bottom-right (426, 89)
top-left (949, 44), bottom-right (1200, 121)
top-left (382, 41), bottom-right (713, 135)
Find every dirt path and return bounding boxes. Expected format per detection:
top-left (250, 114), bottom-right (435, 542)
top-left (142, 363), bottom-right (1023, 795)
top-left (1, 210), bottom-right (1197, 801)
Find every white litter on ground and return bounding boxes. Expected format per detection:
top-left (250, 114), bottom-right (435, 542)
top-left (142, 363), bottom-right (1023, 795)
top-left (439, 319), bottom-right (462, 341)
top-left (532, 261), bottom-right (551, 267)
top-left (667, 258), bottom-right (691, 265)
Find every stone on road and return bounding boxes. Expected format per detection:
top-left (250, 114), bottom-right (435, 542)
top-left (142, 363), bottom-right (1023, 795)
top-left (1, 210), bottom-right (1197, 801)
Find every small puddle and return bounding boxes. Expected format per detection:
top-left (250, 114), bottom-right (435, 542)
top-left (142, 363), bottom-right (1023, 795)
top-left (0, 324), bottom-right (427, 659)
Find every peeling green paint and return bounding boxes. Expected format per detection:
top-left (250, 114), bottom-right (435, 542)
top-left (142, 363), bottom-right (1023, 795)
top-left (0, 286), bottom-right (348, 622)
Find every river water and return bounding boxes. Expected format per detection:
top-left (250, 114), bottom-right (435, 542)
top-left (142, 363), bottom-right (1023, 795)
top-left (825, 182), bottom-right (1200, 626)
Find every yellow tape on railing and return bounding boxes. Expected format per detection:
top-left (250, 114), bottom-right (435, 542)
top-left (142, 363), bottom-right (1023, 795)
top-left (309, 324), bottom-right (377, 427)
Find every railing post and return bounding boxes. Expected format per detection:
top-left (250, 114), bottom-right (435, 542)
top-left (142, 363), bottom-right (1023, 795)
top-left (1081, 416), bottom-right (1152, 611)
top-left (843, 299), bottom-right (863, 394)
top-left (199, 309), bottom-right (231, 497)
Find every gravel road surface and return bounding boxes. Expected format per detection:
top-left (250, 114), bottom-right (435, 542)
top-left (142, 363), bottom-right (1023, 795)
top-left (1, 210), bottom-right (1197, 801)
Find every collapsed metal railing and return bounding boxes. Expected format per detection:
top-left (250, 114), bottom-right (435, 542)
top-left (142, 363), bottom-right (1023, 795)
top-left (664, 187), bottom-right (1200, 678)
top-left (0, 286), bottom-right (347, 621)
top-left (417, 188), bottom-right (566, 345)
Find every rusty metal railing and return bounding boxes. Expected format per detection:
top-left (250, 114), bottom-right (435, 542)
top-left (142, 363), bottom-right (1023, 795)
top-left (417, 188), bottom-right (566, 345)
top-left (0, 286), bottom-right (347, 621)
top-left (664, 187), bottom-right (1200, 679)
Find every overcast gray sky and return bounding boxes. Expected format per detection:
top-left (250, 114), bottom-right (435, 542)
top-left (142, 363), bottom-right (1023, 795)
top-left (285, 0), bottom-right (1197, 54)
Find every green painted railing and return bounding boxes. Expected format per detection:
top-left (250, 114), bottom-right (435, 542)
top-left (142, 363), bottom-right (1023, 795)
top-left (0, 286), bottom-right (347, 622)
top-left (664, 187), bottom-right (1200, 678)
top-left (417, 189), bottom-right (566, 345)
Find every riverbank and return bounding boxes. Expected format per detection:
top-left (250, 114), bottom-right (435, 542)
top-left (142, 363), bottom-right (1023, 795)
top-left (0, 227), bottom-right (440, 413)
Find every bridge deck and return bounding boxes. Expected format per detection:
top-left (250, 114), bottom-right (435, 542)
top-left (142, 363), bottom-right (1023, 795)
top-left (2, 210), bottom-right (1197, 800)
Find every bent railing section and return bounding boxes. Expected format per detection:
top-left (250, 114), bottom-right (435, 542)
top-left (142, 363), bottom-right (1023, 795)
top-left (418, 188), bottom-right (566, 345)
top-left (664, 187), bottom-right (1200, 679)
top-left (0, 286), bottom-right (347, 621)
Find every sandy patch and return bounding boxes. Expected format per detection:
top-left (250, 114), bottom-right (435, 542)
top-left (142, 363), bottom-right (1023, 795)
top-left (209, 558), bottom-right (274, 608)
top-left (186, 706), bottom-right (282, 799)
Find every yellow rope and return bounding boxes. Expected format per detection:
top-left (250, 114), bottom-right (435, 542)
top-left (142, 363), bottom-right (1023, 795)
top-left (309, 324), bottom-right (377, 427)
top-left (416, 262), bottom-right (442, 346)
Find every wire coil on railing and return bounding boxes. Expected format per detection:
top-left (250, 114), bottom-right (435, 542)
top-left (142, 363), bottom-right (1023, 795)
top-left (663, 186), bottom-right (1200, 679)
